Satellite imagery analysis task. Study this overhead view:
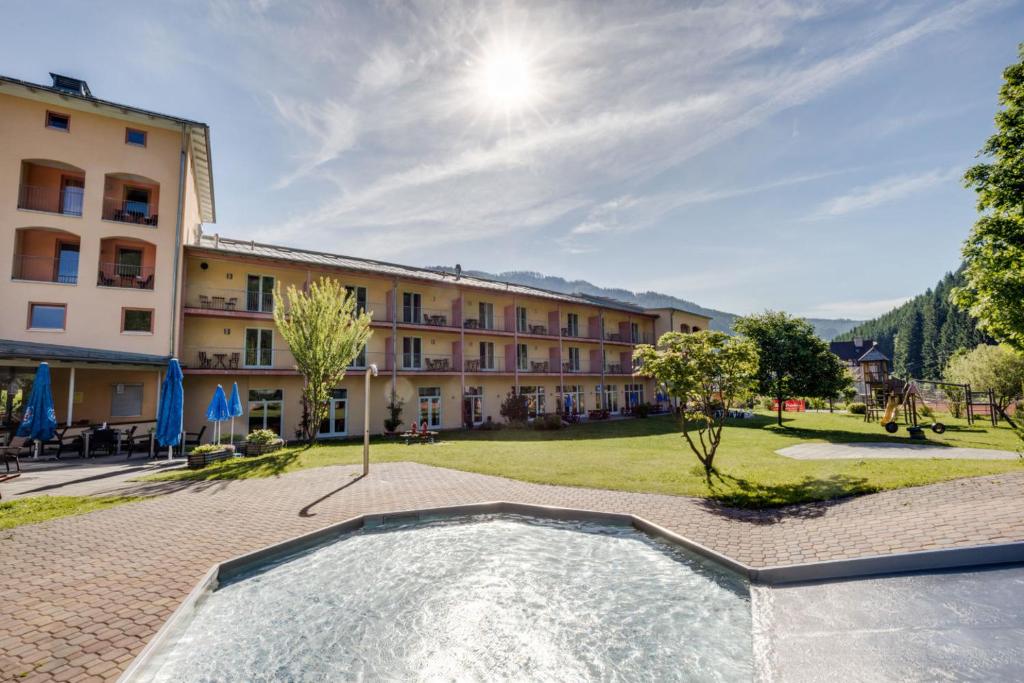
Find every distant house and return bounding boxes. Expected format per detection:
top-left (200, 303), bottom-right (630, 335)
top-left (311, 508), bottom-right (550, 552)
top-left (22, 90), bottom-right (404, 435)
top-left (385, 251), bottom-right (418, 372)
top-left (830, 338), bottom-right (890, 398)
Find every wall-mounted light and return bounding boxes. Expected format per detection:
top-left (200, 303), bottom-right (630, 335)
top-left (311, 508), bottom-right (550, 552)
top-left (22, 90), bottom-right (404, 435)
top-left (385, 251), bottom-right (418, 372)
top-left (200, 262), bottom-right (209, 270)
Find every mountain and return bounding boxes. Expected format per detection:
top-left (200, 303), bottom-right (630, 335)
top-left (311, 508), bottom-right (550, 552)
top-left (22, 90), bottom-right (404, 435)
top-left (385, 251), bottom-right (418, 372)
top-left (834, 269), bottom-right (991, 378)
top-left (428, 268), bottom-right (862, 340)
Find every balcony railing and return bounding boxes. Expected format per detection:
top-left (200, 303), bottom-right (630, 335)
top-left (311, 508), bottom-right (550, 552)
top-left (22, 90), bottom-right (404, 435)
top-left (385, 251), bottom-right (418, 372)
top-left (185, 286), bottom-right (389, 322)
top-left (605, 331), bottom-right (654, 344)
top-left (103, 196), bottom-right (158, 226)
top-left (464, 356), bottom-right (508, 373)
top-left (398, 353), bottom-right (461, 373)
top-left (18, 184), bottom-right (84, 216)
top-left (400, 306), bottom-right (450, 327)
top-left (517, 319), bottom-right (556, 336)
top-left (12, 254), bottom-right (78, 284)
top-left (182, 345), bottom-right (296, 370)
top-left (97, 263), bottom-right (154, 289)
top-left (463, 315), bottom-right (509, 332)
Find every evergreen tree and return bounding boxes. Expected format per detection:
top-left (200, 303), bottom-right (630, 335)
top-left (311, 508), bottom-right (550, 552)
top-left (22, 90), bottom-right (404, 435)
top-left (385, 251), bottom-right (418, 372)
top-left (919, 291), bottom-right (941, 378)
top-left (893, 307), bottom-right (924, 378)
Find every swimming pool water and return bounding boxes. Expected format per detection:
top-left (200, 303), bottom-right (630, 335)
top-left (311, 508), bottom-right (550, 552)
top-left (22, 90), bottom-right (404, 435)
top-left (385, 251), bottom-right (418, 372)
top-left (145, 515), bottom-right (752, 681)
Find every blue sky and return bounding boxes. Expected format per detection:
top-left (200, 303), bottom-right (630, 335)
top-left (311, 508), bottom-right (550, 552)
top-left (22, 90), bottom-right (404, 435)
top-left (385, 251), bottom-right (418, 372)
top-left (3, 1), bottom-right (1021, 319)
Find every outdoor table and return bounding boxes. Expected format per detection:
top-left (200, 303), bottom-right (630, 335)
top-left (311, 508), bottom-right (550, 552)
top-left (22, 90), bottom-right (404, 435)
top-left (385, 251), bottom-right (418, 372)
top-left (465, 359), bottom-right (480, 371)
top-left (213, 353), bottom-right (228, 369)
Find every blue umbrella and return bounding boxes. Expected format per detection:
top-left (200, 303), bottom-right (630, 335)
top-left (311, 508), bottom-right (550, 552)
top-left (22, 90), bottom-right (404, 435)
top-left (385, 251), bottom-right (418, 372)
top-left (156, 359), bottom-right (184, 458)
top-left (564, 393), bottom-right (573, 415)
top-left (227, 382), bottom-right (243, 443)
top-left (206, 385), bottom-right (231, 445)
top-left (17, 362), bottom-right (57, 457)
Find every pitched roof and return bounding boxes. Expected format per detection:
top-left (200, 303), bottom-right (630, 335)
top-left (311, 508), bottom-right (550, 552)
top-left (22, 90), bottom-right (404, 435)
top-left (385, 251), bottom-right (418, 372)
top-left (190, 235), bottom-right (654, 315)
top-left (830, 339), bottom-right (877, 362)
top-left (857, 346), bottom-right (890, 363)
top-left (0, 339), bottom-right (169, 366)
top-left (0, 73), bottom-right (215, 223)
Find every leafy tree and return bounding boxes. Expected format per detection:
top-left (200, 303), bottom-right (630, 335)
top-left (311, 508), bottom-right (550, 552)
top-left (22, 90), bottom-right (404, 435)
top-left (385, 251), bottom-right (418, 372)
top-left (273, 278), bottom-right (373, 442)
top-left (499, 390), bottom-right (529, 425)
top-left (954, 45), bottom-right (1024, 352)
top-left (733, 311), bottom-right (849, 426)
top-left (634, 331), bottom-right (758, 476)
top-left (944, 344), bottom-right (1024, 411)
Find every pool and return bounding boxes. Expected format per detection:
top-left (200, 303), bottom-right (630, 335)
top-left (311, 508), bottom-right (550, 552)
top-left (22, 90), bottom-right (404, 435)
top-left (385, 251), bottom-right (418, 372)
top-left (141, 515), bottom-right (753, 681)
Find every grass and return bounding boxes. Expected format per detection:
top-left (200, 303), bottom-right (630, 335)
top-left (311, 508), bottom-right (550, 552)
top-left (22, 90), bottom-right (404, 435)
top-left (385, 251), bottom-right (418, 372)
top-left (145, 411), bottom-right (1024, 507)
top-left (0, 495), bottom-right (137, 531)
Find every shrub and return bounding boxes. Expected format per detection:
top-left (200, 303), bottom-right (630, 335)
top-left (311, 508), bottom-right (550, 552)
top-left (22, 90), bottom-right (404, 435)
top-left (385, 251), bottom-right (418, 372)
top-left (384, 390), bottom-right (404, 433)
top-left (760, 396), bottom-right (774, 411)
top-left (533, 413), bottom-right (563, 430)
top-left (477, 418), bottom-right (503, 431)
top-left (499, 391), bottom-right (530, 424)
top-left (633, 403), bottom-right (654, 418)
top-left (246, 429), bottom-right (279, 445)
top-left (848, 402), bottom-right (866, 415)
top-left (190, 443), bottom-right (225, 455)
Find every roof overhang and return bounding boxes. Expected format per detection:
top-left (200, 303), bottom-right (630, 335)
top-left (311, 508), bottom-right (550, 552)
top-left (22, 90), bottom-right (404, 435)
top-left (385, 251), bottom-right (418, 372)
top-left (0, 339), bottom-right (169, 368)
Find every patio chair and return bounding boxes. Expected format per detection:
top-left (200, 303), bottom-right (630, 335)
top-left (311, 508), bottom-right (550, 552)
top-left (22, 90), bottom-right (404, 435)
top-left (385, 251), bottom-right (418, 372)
top-left (123, 426), bottom-right (149, 458)
top-left (1, 435), bottom-right (26, 473)
top-left (228, 352), bottom-right (240, 369)
top-left (225, 297), bottom-right (238, 311)
top-left (88, 429), bottom-right (117, 457)
top-left (41, 427), bottom-right (83, 459)
top-left (198, 294), bottom-right (212, 308)
top-left (184, 426), bottom-right (206, 448)
top-left (139, 274), bottom-right (153, 290)
top-left (197, 351), bottom-right (212, 369)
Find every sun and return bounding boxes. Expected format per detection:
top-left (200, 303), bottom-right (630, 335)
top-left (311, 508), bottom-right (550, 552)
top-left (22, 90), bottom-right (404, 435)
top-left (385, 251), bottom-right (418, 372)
top-left (469, 38), bottom-right (541, 119)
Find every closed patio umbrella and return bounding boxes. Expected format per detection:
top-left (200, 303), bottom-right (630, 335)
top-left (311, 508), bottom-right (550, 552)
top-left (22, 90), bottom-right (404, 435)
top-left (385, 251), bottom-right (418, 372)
top-left (227, 382), bottom-right (243, 444)
top-left (206, 385), bottom-right (231, 446)
top-left (156, 359), bottom-right (184, 460)
top-left (17, 362), bottom-right (57, 459)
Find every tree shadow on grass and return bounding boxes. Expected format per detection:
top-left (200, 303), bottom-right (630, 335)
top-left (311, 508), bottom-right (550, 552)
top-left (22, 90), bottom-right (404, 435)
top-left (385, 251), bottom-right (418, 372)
top-left (696, 468), bottom-right (878, 522)
top-left (728, 415), bottom-right (958, 448)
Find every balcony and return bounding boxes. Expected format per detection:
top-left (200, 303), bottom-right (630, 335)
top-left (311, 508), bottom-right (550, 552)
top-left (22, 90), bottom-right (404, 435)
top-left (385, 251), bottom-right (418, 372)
top-left (102, 173), bottom-right (160, 227)
top-left (463, 356), bottom-right (508, 373)
top-left (397, 353), bottom-right (461, 373)
top-left (182, 345), bottom-right (296, 371)
top-left (184, 285), bottom-right (390, 321)
top-left (606, 331), bottom-right (654, 344)
top-left (17, 160), bottom-right (85, 217)
top-left (517, 319), bottom-right (556, 336)
top-left (399, 306), bottom-right (448, 327)
top-left (11, 228), bottom-right (80, 285)
top-left (97, 237), bottom-right (156, 290)
top-left (97, 263), bottom-right (154, 289)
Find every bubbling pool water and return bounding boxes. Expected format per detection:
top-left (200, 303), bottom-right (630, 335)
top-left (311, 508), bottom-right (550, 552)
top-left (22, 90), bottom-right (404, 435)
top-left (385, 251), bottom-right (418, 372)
top-left (146, 515), bottom-right (752, 681)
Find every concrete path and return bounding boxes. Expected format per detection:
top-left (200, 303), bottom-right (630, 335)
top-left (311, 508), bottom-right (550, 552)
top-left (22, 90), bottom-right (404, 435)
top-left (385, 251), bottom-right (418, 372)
top-left (1, 456), bottom-right (184, 499)
top-left (777, 442), bottom-right (1020, 461)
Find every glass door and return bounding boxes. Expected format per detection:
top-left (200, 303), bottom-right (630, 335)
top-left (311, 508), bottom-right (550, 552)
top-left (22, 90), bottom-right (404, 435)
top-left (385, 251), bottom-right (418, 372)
top-left (418, 387), bottom-right (441, 428)
top-left (59, 176), bottom-right (84, 216)
top-left (403, 292), bottom-right (422, 323)
top-left (479, 302), bottom-right (494, 330)
top-left (479, 341), bottom-right (494, 370)
top-left (463, 387), bottom-right (483, 427)
top-left (245, 329), bottom-right (274, 367)
top-left (319, 389), bottom-right (348, 437)
top-left (247, 275), bottom-right (275, 312)
top-left (403, 337), bottom-right (422, 369)
top-left (248, 389), bottom-right (284, 435)
top-left (55, 242), bottom-right (79, 284)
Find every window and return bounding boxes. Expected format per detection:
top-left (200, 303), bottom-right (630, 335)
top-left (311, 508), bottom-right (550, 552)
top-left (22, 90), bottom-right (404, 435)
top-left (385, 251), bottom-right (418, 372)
top-left (46, 111), bottom-right (70, 131)
top-left (625, 383), bottom-right (645, 409)
top-left (403, 292), bottom-right (422, 323)
top-left (479, 341), bottom-right (495, 370)
top-left (557, 385), bottom-right (585, 415)
top-left (402, 337), bottom-right (422, 369)
top-left (123, 186), bottom-right (151, 219)
top-left (418, 387), bottom-right (442, 428)
top-left (518, 386), bottom-right (545, 418)
top-left (116, 248), bottom-right (144, 277)
top-left (60, 177), bottom-right (84, 216)
top-left (478, 302), bottom-right (494, 330)
top-left (346, 285), bottom-right (367, 314)
top-left (517, 343), bottom-right (528, 371)
top-left (516, 306), bottom-right (527, 333)
top-left (349, 344), bottom-right (367, 368)
top-left (28, 303), bottom-right (65, 330)
top-left (600, 384), bottom-right (620, 413)
top-left (110, 383), bottom-right (143, 417)
top-left (245, 328), bottom-right (274, 367)
top-left (246, 275), bottom-right (275, 313)
top-left (248, 389), bottom-right (283, 435)
top-left (55, 242), bottom-right (79, 284)
top-left (122, 308), bottom-right (153, 333)
top-left (631, 322), bottom-right (640, 343)
top-left (125, 128), bottom-right (147, 146)
top-left (319, 388), bottom-right (347, 437)
top-left (567, 347), bottom-right (580, 372)
top-left (565, 313), bottom-right (579, 337)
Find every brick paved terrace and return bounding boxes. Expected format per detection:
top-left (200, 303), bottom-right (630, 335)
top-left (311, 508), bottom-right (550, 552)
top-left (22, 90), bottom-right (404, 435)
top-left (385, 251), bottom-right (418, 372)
top-left (2, 462), bottom-right (1024, 681)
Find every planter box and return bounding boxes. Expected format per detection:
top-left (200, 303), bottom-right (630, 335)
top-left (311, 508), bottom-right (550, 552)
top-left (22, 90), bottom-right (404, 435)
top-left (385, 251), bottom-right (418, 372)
top-left (187, 446), bottom-right (236, 469)
top-left (243, 439), bottom-right (285, 457)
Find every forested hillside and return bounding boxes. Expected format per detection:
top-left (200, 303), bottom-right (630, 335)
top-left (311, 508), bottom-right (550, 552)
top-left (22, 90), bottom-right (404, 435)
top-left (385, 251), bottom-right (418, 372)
top-left (835, 270), bottom-right (991, 379)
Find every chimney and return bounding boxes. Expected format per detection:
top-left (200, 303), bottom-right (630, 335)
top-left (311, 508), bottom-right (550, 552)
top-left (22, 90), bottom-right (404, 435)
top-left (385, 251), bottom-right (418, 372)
top-left (49, 73), bottom-right (92, 97)
top-left (455, 264), bottom-right (462, 281)
top-left (854, 336), bottom-right (864, 348)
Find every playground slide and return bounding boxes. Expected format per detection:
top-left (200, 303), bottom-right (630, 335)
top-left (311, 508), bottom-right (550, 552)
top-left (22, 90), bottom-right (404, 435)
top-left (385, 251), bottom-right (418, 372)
top-left (880, 396), bottom-right (899, 425)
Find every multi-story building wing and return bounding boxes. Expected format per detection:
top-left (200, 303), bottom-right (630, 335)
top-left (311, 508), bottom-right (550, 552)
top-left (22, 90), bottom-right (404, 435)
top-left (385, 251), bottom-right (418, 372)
top-left (180, 236), bottom-right (662, 438)
top-left (0, 71), bottom-right (712, 442)
top-left (0, 73), bottom-right (213, 429)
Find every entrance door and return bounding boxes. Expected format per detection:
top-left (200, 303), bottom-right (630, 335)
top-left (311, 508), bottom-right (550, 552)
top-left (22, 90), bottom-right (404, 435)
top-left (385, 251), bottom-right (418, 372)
top-left (60, 177), bottom-right (84, 216)
top-left (419, 387), bottom-right (442, 428)
top-left (319, 389), bottom-right (348, 437)
top-left (463, 388), bottom-right (483, 427)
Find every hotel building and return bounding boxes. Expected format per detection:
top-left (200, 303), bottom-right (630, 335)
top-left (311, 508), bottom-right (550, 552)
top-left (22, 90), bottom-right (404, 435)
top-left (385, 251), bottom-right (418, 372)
top-left (0, 73), bottom-right (709, 441)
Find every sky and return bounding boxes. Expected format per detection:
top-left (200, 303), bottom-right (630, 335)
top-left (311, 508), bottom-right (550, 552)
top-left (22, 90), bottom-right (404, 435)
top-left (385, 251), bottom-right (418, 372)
top-left (3, 0), bottom-right (1022, 320)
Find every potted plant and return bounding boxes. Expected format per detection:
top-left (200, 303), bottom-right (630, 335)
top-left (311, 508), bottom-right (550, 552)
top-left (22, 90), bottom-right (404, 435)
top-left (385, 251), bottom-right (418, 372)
top-left (244, 429), bottom-right (284, 457)
top-left (187, 442), bottom-right (236, 469)
top-left (383, 390), bottom-right (404, 435)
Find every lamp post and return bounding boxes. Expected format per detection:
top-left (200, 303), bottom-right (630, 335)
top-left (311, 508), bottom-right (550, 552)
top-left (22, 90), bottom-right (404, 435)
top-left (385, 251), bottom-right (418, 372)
top-left (363, 364), bottom-right (378, 476)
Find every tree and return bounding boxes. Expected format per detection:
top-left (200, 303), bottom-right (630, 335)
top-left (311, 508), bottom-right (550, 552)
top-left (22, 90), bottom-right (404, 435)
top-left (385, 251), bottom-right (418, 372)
top-left (944, 344), bottom-right (1024, 411)
top-left (733, 311), bottom-right (849, 426)
top-left (954, 45), bottom-right (1024, 352)
top-left (499, 390), bottom-right (529, 425)
top-left (634, 331), bottom-right (758, 476)
top-left (273, 278), bottom-right (373, 442)
top-left (893, 308), bottom-right (924, 378)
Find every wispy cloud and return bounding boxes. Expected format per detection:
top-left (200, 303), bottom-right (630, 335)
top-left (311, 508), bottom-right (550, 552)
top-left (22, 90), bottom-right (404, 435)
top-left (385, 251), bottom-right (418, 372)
top-left (802, 296), bottom-right (913, 319)
top-left (811, 166), bottom-right (961, 218)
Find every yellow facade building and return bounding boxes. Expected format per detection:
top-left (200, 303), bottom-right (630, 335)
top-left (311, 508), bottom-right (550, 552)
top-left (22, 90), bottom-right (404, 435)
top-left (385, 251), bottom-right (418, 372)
top-left (0, 72), bottom-right (711, 442)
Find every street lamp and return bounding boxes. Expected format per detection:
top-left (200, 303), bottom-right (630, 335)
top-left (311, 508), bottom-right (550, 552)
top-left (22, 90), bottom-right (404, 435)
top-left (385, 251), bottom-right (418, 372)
top-left (363, 363), bottom-right (378, 476)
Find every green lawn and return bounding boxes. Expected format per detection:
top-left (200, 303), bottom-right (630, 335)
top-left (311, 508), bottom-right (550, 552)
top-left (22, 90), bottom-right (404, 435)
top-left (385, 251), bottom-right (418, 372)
top-left (146, 411), bottom-right (1023, 507)
top-left (0, 495), bottom-right (137, 530)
